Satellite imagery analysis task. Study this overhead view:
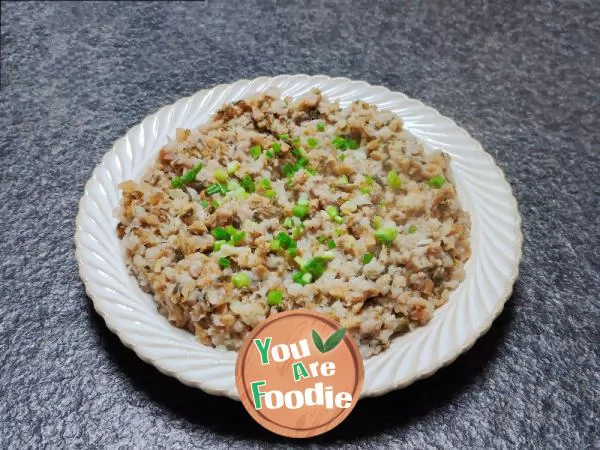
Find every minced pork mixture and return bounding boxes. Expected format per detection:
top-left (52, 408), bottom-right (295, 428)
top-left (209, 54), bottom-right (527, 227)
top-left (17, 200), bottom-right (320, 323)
top-left (116, 89), bottom-right (471, 357)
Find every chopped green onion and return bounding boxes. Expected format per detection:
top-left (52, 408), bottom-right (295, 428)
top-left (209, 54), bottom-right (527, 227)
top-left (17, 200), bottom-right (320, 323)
top-left (326, 206), bottom-right (339, 219)
top-left (292, 271), bottom-right (306, 285)
top-left (359, 186), bottom-right (371, 194)
top-left (283, 217), bottom-right (293, 228)
top-left (407, 224), bottom-right (417, 234)
top-left (291, 148), bottom-right (304, 158)
top-left (375, 227), bottom-right (398, 245)
top-left (250, 145), bottom-right (262, 159)
top-left (307, 137), bottom-right (318, 149)
top-left (297, 198), bottom-right (309, 206)
top-left (276, 231), bottom-right (294, 249)
top-left (327, 239), bottom-right (336, 249)
top-left (267, 289), bottom-right (283, 306)
top-left (283, 163), bottom-right (300, 177)
top-left (346, 138), bottom-right (359, 149)
top-left (292, 136), bottom-right (301, 147)
top-left (265, 150), bottom-right (274, 158)
top-left (292, 226), bottom-right (302, 239)
top-left (260, 178), bottom-right (272, 189)
top-left (387, 170), bottom-right (402, 189)
top-left (372, 216), bottom-right (383, 230)
top-left (339, 154), bottom-right (346, 161)
top-left (332, 136), bottom-right (347, 150)
top-left (363, 253), bottom-right (374, 264)
top-left (301, 272), bottom-right (313, 284)
top-left (306, 167), bottom-right (317, 176)
top-left (182, 171), bottom-right (197, 184)
top-left (321, 251), bottom-right (335, 261)
top-left (264, 189), bottom-right (276, 199)
top-left (232, 272), bottom-right (251, 288)
top-left (302, 256), bottom-right (327, 280)
top-left (171, 176), bottom-right (184, 189)
top-left (317, 236), bottom-right (327, 244)
top-left (292, 203), bottom-right (309, 219)
top-left (200, 200), bottom-right (209, 208)
top-left (240, 175), bottom-right (255, 193)
top-left (231, 230), bottom-right (246, 245)
top-left (212, 227), bottom-right (230, 241)
top-left (334, 216), bottom-right (344, 224)
top-left (270, 240), bottom-right (281, 251)
top-left (297, 157), bottom-right (309, 167)
top-left (227, 161), bottom-right (241, 174)
top-left (225, 225), bottom-right (237, 235)
top-left (214, 168), bottom-right (228, 183)
top-left (218, 257), bottom-right (230, 268)
top-left (271, 142), bottom-right (281, 153)
top-left (427, 175), bottom-right (445, 188)
top-left (316, 122), bottom-right (325, 132)
top-left (279, 134), bottom-right (289, 140)
top-left (213, 240), bottom-right (227, 251)
top-left (206, 183), bottom-right (226, 196)
top-left (288, 248), bottom-right (298, 257)
top-left (338, 175), bottom-right (349, 185)
top-left (211, 200), bottom-right (220, 209)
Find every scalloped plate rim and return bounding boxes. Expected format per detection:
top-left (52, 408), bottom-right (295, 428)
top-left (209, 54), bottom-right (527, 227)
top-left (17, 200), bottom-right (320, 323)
top-left (75, 74), bottom-right (522, 400)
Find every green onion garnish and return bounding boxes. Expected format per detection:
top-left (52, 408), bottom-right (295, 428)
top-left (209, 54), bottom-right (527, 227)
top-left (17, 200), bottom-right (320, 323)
top-left (327, 239), bottom-right (336, 249)
top-left (230, 230), bottom-right (246, 245)
top-left (332, 136), bottom-right (347, 150)
top-left (267, 289), bottom-right (283, 306)
top-left (316, 122), bottom-right (325, 132)
top-left (227, 161), bottom-right (240, 175)
top-left (212, 227), bottom-right (230, 241)
top-left (249, 145), bottom-right (262, 159)
top-left (292, 203), bottom-right (309, 219)
top-left (264, 189), bottom-right (276, 199)
top-left (214, 168), bottom-right (228, 183)
top-left (374, 227), bottom-right (398, 245)
top-left (232, 272), bottom-right (251, 288)
top-left (218, 257), bottom-right (230, 268)
top-left (278, 134), bottom-right (289, 140)
top-left (346, 138), bottom-right (359, 149)
top-left (240, 175), bottom-right (255, 193)
top-left (171, 176), bottom-right (184, 189)
top-left (372, 216), bottom-right (383, 229)
top-left (206, 183), bottom-right (227, 196)
top-left (270, 240), bottom-right (281, 251)
top-left (200, 200), bottom-right (209, 208)
top-left (288, 248), bottom-right (298, 257)
top-left (171, 162), bottom-right (204, 188)
top-left (213, 240), bottom-right (227, 251)
top-left (307, 137), bottom-right (318, 149)
top-left (427, 175), bottom-right (445, 188)
top-left (271, 142), bottom-right (281, 153)
top-left (265, 150), bottom-right (274, 158)
top-left (363, 253), bottom-right (374, 264)
top-left (387, 170), bottom-right (402, 189)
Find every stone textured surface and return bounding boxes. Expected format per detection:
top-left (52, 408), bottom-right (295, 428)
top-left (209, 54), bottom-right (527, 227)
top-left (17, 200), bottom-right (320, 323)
top-left (1, 0), bottom-right (598, 447)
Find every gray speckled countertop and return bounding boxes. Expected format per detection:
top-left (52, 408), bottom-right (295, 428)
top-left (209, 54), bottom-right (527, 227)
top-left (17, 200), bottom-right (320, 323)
top-left (1, 0), bottom-right (598, 448)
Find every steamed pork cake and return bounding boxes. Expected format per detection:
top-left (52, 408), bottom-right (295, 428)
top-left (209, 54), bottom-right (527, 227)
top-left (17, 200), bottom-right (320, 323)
top-left (116, 89), bottom-right (471, 357)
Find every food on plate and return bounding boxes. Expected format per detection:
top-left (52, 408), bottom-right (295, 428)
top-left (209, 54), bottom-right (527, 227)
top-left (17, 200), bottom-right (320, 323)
top-left (116, 89), bottom-right (471, 357)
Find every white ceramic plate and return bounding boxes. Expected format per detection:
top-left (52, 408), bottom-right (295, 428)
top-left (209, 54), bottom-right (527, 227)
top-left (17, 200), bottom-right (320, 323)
top-left (76, 75), bottom-right (522, 399)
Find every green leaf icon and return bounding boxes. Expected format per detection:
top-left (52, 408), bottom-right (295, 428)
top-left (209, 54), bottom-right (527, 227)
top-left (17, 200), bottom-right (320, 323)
top-left (323, 327), bottom-right (346, 353)
top-left (312, 327), bottom-right (346, 353)
top-left (312, 329), bottom-right (325, 352)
